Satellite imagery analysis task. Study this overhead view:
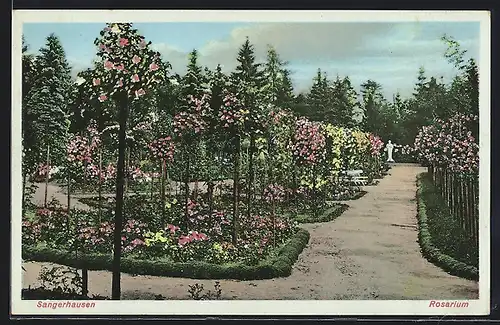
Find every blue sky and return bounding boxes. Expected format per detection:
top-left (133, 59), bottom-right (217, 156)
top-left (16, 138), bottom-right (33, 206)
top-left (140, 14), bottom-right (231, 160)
top-left (22, 21), bottom-right (480, 99)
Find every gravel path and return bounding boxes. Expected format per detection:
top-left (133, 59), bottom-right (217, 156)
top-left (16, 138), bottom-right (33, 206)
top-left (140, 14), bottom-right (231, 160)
top-left (23, 164), bottom-right (479, 300)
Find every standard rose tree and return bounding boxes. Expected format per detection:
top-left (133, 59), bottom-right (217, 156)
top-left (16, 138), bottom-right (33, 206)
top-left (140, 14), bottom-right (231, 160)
top-left (83, 23), bottom-right (166, 102)
top-left (79, 23), bottom-right (167, 300)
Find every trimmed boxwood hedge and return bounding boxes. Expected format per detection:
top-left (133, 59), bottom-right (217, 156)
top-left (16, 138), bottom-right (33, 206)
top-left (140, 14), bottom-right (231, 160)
top-left (22, 229), bottom-right (310, 280)
top-left (22, 288), bottom-right (109, 300)
top-left (415, 173), bottom-right (479, 281)
top-left (345, 190), bottom-right (367, 200)
top-left (293, 204), bottom-right (349, 224)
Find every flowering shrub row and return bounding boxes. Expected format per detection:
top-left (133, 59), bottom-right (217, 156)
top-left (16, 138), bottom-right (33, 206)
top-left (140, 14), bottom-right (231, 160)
top-left (413, 113), bottom-right (479, 175)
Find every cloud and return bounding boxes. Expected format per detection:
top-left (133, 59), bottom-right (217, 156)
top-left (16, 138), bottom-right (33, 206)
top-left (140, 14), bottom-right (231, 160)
top-left (150, 22), bottom-right (479, 99)
top-left (150, 43), bottom-right (190, 74)
top-left (62, 22), bottom-right (479, 100)
top-left (152, 23), bottom-right (396, 72)
top-left (67, 56), bottom-right (92, 78)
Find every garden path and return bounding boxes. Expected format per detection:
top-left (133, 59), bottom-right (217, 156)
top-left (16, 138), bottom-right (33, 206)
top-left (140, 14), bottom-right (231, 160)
top-left (24, 164), bottom-right (479, 300)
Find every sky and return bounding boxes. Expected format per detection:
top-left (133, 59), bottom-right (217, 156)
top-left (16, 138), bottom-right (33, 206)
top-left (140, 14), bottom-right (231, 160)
top-left (22, 21), bottom-right (480, 99)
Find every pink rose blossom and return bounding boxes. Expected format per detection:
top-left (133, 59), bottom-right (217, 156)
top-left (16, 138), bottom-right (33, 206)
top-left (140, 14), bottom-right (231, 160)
top-left (149, 63), bottom-right (159, 71)
top-left (119, 38), bottom-right (129, 47)
top-left (135, 88), bottom-right (146, 97)
top-left (132, 55), bottom-right (141, 64)
top-left (104, 60), bottom-right (114, 70)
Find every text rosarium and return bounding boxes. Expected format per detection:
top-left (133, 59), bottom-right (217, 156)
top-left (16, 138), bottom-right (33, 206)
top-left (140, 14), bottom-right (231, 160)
top-left (37, 301), bottom-right (96, 310)
top-left (429, 300), bottom-right (469, 308)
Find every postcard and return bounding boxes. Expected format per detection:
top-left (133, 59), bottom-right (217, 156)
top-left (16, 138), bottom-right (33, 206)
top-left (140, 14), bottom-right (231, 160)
top-left (11, 9), bottom-right (491, 316)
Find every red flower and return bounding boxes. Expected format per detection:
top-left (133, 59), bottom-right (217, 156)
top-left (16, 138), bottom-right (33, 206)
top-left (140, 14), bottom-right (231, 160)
top-left (178, 235), bottom-right (191, 246)
top-left (115, 63), bottom-right (125, 71)
top-left (131, 74), bottom-right (140, 82)
top-left (98, 94), bottom-right (107, 102)
top-left (119, 38), bottom-right (129, 47)
top-left (92, 78), bottom-right (101, 86)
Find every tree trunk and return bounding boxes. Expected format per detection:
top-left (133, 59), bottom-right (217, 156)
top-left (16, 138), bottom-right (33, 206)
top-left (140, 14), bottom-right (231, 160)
top-left (272, 198), bottom-right (276, 248)
top-left (312, 165), bottom-right (318, 217)
top-left (22, 170), bottom-right (27, 215)
top-left (292, 164), bottom-right (298, 216)
top-left (66, 166), bottom-right (71, 236)
top-left (232, 136), bottom-right (241, 246)
top-left (165, 166), bottom-right (171, 199)
top-left (98, 146), bottom-right (103, 223)
top-left (193, 144), bottom-right (199, 201)
top-left (44, 144), bottom-right (50, 208)
top-left (208, 181), bottom-right (214, 214)
top-left (184, 150), bottom-right (190, 222)
top-left (82, 268), bottom-right (88, 297)
top-left (112, 95), bottom-right (129, 301)
top-left (124, 147), bottom-right (131, 196)
top-left (150, 167), bottom-right (155, 201)
top-left (161, 159), bottom-right (166, 219)
top-left (246, 134), bottom-right (255, 219)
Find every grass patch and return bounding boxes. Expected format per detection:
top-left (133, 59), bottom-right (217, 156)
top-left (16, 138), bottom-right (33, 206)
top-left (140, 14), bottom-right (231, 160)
top-left (416, 172), bottom-right (478, 280)
top-left (291, 204), bottom-right (348, 224)
top-left (22, 229), bottom-right (310, 280)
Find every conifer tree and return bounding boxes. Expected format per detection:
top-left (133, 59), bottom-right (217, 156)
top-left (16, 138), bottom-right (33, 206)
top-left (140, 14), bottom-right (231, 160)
top-left (26, 33), bottom-right (73, 206)
top-left (231, 37), bottom-right (265, 220)
top-left (307, 69), bottom-right (329, 121)
top-left (21, 36), bottom-right (38, 209)
top-left (179, 49), bottom-right (208, 200)
top-left (360, 79), bottom-right (385, 135)
top-left (180, 49), bottom-right (207, 107)
top-left (277, 68), bottom-right (294, 108)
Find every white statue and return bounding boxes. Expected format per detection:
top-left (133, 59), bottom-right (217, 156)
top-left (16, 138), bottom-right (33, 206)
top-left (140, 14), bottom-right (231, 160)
top-left (385, 140), bottom-right (395, 163)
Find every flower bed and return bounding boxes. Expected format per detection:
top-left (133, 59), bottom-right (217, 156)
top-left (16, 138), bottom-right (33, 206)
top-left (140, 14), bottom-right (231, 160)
top-left (22, 194), bottom-right (310, 279)
top-left (23, 229), bottom-right (310, 280)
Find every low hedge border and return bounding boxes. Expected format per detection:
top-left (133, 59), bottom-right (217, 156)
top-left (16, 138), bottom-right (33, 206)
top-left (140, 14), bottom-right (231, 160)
top-left (22, 229), bottom-right (310, 280)
top-left (415, 173), bottom-right (479, 281)
top-left (22, 288), bottom-right (109, 300)
top-left (293, 204), bottom-right (349, 224)
top-left (346, 190), bottom-right (367, 200)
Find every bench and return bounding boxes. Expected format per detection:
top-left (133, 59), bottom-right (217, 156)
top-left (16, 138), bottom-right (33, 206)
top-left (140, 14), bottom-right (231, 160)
top-left (340, 169), bottom-right (368, 186)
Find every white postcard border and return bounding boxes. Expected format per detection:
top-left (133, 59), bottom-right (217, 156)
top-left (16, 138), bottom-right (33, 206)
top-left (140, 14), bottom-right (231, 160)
top-left (11, 9), bottom-right (491, 316)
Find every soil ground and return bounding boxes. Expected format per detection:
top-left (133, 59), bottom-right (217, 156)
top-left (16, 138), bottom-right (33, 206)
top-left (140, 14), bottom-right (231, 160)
top-left (23, 164), bottom-right (479, 300)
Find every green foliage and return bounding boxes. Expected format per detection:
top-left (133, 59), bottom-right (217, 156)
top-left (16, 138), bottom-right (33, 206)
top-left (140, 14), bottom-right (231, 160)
top-left (416, 173), bottom-right (478, 280)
